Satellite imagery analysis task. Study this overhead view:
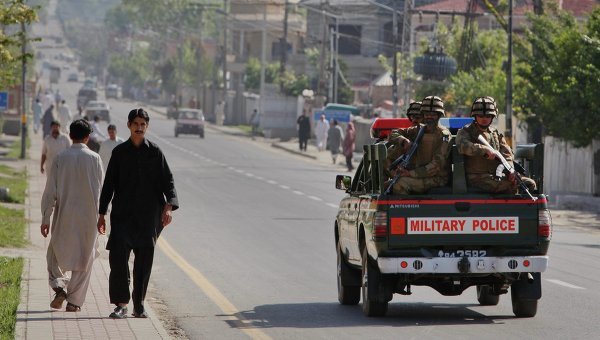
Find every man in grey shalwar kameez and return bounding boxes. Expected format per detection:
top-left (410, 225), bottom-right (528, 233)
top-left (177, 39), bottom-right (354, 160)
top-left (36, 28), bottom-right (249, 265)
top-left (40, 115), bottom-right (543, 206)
top-left (41, 119), bottom-right (104, 312)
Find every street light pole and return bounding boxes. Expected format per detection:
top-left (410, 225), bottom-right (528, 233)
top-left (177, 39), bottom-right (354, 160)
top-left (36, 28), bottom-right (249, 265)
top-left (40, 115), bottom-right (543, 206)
top-left (392, 4), bottom-right (398, 118)
top-left (506, 0), bottom-right (513, 146)
top-left (20, 21), bottom-right (27, 160)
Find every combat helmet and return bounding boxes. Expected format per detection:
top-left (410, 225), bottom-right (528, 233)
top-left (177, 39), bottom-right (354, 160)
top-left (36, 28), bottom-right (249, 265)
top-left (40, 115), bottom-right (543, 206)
top-left (470, 96), bottom-right (498, 117)
top-left (406, 101), bottom-right (422, 117)
top-left (420, 95), bottom-right (445, 117)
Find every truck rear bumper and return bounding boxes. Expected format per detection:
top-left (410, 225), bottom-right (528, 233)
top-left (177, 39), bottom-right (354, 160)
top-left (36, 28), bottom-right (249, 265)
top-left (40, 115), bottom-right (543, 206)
top-left (378, 256), bottom-right (548, 274)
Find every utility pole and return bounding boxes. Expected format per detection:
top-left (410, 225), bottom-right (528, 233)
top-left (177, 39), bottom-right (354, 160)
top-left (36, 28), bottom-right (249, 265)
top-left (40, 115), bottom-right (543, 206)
top-left (259, 4), bottom-right (267, 121)
top-left (20, 21), bottom-right (27, 159)
top-left (279, 0), bottom-right (289, 77)
top-left (333, 18), bottom-right (339, 103)
top-left (401, 0), bottom-right (414, 114)
top-left (222, 0), bottom-right (229, 122)
top-left (392, 3), bottom-right (398, 117)
top-left (506, 0), bottom-right (513, 146)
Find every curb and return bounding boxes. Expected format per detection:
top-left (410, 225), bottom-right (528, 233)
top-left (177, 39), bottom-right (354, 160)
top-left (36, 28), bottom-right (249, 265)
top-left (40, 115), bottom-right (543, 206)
top-left (270, 143), bottom-right (317, 159)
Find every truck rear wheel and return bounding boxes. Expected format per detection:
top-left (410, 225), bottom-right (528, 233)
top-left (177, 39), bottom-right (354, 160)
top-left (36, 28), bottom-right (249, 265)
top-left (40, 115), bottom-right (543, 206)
top-left (511, 293), bottom-right (538, 317)
top-left (337, 244), bottom-right (360, 305)
top-left (361, 248), bottom-right (388, 317)
top-left (476, 285), bottom-right (500, 306)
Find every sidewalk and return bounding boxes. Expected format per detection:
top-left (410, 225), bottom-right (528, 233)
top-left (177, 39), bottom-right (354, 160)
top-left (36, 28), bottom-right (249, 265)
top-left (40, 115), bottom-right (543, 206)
top-left (2, 128), bottom-right (171, 339)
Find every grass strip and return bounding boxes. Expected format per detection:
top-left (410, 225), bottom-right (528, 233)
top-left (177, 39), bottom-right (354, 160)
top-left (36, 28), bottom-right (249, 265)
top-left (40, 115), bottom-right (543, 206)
top-left (0, 206), bottom-right (27, 248)
top-left (0, 165), bottom-right (27, 204)
top-left (0, 256), bottom-right (24, 340)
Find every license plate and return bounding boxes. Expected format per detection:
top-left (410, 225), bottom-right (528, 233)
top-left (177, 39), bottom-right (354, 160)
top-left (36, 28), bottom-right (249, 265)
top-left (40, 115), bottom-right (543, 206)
top-left (437, 250), bottom-right (487, 258)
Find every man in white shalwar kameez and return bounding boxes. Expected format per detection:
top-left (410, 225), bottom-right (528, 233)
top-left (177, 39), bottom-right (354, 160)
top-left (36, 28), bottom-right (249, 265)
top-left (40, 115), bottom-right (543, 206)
top-left (314, 114), bottom-right (330, 152)
top-left (41, 119), bottom-right (104, 312)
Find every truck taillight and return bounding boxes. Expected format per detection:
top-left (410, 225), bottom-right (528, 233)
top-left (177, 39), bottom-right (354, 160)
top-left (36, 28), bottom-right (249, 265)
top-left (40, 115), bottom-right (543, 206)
top-left (538, 209), bottom-right (552, 239)
top-left (373, 211), bottom-right (388, 238)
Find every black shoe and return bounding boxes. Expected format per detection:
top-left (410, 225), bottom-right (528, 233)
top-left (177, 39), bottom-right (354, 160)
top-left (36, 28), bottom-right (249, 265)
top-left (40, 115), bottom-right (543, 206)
top-left (132, 310), bottom-right (148, 318)
top-left (109, 306), bottom-right (128, 319)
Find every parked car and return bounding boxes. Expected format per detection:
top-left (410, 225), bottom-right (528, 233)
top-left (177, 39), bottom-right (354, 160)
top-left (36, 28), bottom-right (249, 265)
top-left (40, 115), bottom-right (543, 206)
top-left (105, 84), bottom-right (120, 99)
top-left (84, 100), bottom-right (111, 122)
top-left (67, 72), bottom-right (78, 82)
top-left (175, 109), bottom-right (205, 138)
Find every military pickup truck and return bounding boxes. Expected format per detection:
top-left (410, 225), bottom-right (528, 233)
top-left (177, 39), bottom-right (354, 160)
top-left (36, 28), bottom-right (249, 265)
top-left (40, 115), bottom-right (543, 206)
top-left (334, 118), bottom-right (551, 318)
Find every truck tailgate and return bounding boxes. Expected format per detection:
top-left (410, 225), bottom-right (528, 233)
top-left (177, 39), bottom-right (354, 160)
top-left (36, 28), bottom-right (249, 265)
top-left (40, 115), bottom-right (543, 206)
top-left (383, 197), bottom-right (544, 248)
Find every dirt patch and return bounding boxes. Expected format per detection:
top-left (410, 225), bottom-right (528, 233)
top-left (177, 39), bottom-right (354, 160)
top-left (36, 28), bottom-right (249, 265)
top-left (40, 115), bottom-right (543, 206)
top-left (147, 284), bottom-right (189, 339)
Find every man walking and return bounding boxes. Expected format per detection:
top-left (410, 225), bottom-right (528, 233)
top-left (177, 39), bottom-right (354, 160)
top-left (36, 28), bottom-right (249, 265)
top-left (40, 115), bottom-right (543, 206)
top-left (33, 98), bottom-right (43, 134)
top-left (296, 111), bottom-right (311, 151)
top-left (97, 108), bottom-right (179, 319)
top-left (40, 119), bottom-right (103, 312)
top-left (98, 124), bottom-right (124, 173)
top-left (41, 121), bottom-right (71, 175)
top-left (58, 99), bottom-right (72, 134)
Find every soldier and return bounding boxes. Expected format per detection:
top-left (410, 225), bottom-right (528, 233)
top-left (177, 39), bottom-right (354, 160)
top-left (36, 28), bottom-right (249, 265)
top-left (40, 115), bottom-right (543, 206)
top-left (387, 101), bottom-right (423, 143)
top-left (456, 97), bottom-right (536, 194)
top-left (386, 96), bottom-right (451, 194)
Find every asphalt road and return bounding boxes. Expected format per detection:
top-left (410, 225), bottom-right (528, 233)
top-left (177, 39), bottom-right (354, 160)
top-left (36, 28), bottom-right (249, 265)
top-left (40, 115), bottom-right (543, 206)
top-left (33, 16), bottom-right (600, 340)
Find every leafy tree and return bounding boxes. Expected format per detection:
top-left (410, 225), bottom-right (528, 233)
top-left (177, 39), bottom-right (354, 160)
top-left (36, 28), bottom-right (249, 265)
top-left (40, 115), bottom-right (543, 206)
top-left (107, 48), bottom-right (151, 88)
top-left (0, 0), bottom-right (38, 88)
top-left (517, 7), bottom-right (600, 147)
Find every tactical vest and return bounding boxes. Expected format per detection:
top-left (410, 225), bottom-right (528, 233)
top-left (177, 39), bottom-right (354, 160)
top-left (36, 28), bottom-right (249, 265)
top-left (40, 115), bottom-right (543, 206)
top-left (463, 123), bottom-right (502, 174)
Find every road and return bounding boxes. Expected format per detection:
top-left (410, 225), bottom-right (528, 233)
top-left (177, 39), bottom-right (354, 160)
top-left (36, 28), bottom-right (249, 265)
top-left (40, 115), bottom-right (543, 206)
top-left (33, 14), bottom-right (600, 340)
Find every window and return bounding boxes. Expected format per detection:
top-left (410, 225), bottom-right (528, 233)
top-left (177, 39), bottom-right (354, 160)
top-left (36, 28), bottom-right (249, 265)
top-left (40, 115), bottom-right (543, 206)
top-left (337, 25), bottom-right (362, 55)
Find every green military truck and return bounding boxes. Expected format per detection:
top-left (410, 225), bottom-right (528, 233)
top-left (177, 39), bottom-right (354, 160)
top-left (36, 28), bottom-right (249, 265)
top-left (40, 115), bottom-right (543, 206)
top-left (334, 118), bottom-right (551, 317)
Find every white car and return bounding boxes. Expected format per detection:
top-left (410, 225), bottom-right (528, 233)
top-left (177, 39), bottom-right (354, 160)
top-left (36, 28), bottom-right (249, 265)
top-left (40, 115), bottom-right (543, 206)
top-left (84, 100), bottom-right (111, 122)
top-left (105, 84), bottom-right (120, 99)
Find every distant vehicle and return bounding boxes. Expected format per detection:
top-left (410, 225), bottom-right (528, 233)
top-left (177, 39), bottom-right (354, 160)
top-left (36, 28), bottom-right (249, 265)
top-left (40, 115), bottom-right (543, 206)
top-left (83, 78), bottom-right (96, 89)
top-left (105, 84), bottom-right (120, 99)
top-left (84, 100), bottom-right (110, 122)
top-left (175, 109), bottom-right (204, 138)
top-left (67, 73), bottom-right (78, 82)
top-left (49, 65), bottom-right (61, 84)
top-left (77, 87), bottom-right (97, 111)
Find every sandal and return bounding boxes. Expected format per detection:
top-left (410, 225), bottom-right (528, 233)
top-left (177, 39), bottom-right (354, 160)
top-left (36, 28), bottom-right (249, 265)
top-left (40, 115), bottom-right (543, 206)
top-left (66, 302), bottom-right (81, 312)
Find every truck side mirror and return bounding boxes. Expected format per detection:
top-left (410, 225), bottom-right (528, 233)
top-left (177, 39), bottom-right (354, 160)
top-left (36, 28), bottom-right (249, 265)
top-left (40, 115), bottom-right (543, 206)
top-left (336, 175), bottom-right (351, 191)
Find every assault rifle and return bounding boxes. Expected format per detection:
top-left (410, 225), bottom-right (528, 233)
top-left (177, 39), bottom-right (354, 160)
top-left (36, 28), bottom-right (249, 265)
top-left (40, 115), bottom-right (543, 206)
top-left (477, 135), bottom-right (537, 201)
top-left (384, 125), bottom-right (426, 195)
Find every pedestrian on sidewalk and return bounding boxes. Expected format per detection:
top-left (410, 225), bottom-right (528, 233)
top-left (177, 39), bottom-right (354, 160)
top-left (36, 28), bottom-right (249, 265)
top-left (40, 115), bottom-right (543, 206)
top-left (97, 108), bottom-right (179, 319)
top-left (297, 111), bottom-right (311, 151)
top-left (58, 99), bottom-right (72, 134)
top-left (343, 121), bottom-right (356, 172)
top-left (250, 109), bottom-right (260, 139)
top-left (40, 119), bottom-right (103, 312)
top-left (98, 124), bottom-right (124, 173)
top-left (41, 121), bottom-right (71, 175)
top-left (42, 104), bottom-right (56, 138)
top-left (314, 114), bottom-right (329, 152)
top-left (33, 98), bottom-right (42, 134)
top-left (327, 120), bottom-right (344, 164)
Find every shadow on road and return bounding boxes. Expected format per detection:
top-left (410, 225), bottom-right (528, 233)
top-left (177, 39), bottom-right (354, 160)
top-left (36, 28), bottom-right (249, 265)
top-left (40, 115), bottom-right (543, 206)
top-left (219, 302), bottom-right (515, 330)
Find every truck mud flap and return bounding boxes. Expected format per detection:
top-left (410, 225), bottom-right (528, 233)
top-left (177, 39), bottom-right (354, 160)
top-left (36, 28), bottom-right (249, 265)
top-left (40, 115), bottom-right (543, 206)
top-left (511, 272), bottom-right (542, 300)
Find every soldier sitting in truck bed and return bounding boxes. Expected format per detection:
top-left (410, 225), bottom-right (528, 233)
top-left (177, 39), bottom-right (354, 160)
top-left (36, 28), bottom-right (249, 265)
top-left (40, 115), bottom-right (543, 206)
top-left (385, 95), bottom-right (452, 194)
top-left (386, 101), bottom-right (423, 144)
top-left (456, 96), bottom-right (537, 194)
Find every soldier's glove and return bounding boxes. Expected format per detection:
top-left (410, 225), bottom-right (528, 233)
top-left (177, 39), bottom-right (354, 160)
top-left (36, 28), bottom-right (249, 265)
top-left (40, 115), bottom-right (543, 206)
top-left (495, 164), bottom-right (506, 180)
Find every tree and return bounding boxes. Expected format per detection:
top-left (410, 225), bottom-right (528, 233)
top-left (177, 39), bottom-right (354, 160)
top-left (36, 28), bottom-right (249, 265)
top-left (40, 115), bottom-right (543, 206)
top-left (0, 0), bottom-right (38, 88)
top-left (517, 7), bottom-right (600, 147)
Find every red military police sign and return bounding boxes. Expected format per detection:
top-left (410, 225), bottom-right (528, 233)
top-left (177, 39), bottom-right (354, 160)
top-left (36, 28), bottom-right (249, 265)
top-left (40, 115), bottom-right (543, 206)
top-left (404, 217), bottom-right (519, 234)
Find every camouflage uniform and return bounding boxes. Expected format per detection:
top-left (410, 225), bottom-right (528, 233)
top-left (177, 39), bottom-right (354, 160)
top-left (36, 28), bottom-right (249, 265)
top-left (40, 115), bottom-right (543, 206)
top-left (386, 101), bottom-right (422, 143)
top-left (386, 124), bottom-right (452, 194)
top-left (456, 98), bottom-right (537, 194)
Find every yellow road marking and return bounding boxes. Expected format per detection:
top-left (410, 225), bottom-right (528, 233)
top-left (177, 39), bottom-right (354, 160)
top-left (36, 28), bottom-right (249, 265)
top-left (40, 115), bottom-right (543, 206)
top-left (158, 238), bottom-right (272, 340)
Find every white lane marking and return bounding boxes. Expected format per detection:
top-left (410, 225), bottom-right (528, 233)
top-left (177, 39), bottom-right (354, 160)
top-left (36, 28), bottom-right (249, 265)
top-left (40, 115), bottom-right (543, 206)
top-left (154, 133), bottom-right (334, 210)
top-left (546, 279), bottom-right (585, 290)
